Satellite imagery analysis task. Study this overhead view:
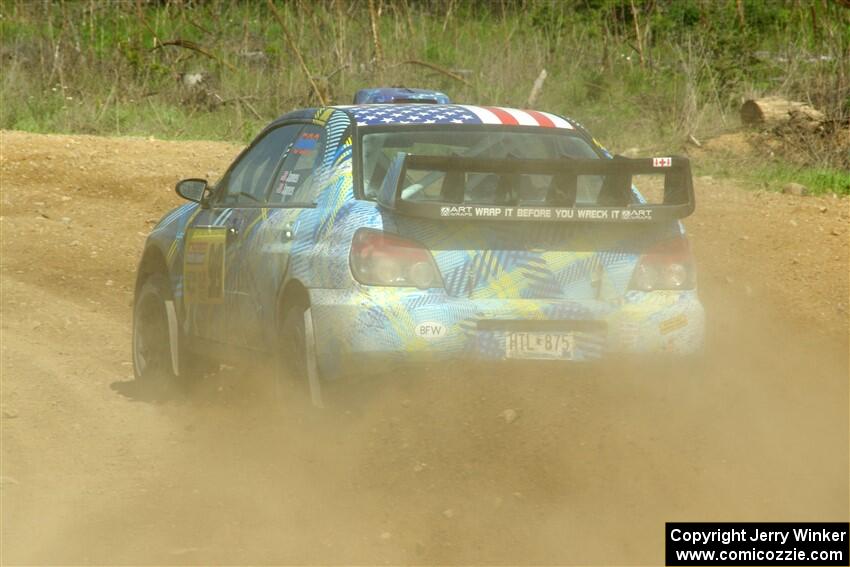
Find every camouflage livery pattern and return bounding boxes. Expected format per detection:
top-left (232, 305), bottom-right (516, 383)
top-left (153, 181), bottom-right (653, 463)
top-left (141, 104), bottom-right (705, 378)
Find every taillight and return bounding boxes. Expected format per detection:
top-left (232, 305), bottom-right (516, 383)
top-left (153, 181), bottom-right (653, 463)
top-left (629, 236), bottom-right (696, 291)
top-left (349, 229), bottom-right (443, 289)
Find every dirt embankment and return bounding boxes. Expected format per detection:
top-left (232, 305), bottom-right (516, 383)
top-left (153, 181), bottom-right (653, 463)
top-left (1, 130), bottom-right (847, 565)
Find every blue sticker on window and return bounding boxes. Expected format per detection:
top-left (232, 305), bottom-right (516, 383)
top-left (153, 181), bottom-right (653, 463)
top-left (292, 133), bottom-right (320, 155)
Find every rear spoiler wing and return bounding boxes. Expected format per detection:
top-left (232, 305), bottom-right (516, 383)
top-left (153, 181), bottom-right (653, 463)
top-left (376, 154), bottom-right (695, 223)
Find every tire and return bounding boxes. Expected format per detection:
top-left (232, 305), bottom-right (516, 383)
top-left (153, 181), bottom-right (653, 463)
top-left (278, 300), bottom-right (324, 407)
top-left (132, 273), bottom-right (213, 390)
top-left (279, 303), bottom-right (307, 382)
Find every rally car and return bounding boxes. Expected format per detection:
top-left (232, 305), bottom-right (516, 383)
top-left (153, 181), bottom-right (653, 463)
top-left (132, 88), bottom-right (705, 405)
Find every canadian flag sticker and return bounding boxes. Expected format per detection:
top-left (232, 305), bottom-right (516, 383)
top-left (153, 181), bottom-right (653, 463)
top-left (652, 157), bottom-right (673, 168)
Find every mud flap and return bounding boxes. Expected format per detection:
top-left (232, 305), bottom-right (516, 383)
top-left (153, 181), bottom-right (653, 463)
top-left (164, 299), bottom-right (180, 376)
top-left (304, 307), bottom-right (324, 408)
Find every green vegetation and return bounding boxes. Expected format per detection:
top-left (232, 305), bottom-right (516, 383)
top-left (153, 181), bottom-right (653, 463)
top-left (1, 0), bottom-right (848, 192)
top-left (707, 161), bottom-right (850, 195)
top-left (760, 166), bottom-right (850, 195)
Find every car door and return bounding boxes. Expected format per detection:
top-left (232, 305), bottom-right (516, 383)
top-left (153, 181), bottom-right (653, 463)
top-left (225, 122), bottom-right (328, 351)
top-left (182, 123), bottom-right (302, 345)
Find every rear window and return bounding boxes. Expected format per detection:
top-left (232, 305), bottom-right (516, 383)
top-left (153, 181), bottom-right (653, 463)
top-left (359, 128), bottom-right (603, 205)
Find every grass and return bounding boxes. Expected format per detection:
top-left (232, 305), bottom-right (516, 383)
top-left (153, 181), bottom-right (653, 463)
top-left (1, 0), bottom-right (848, 190)
top-left (719, 163), bottom-right (850, 195)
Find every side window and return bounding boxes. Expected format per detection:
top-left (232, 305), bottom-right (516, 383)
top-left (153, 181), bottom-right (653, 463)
top-left (218, 124), bottom-right (302, 205)
top-left (268, 124), bottom-right (326, 205)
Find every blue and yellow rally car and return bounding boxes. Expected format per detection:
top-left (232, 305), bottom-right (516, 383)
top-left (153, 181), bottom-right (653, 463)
top-left (133, 88), bottom-right (705, 404)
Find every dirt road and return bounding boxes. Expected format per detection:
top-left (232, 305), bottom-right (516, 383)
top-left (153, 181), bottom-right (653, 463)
top-left (1, 130), bottom-right (847, 564)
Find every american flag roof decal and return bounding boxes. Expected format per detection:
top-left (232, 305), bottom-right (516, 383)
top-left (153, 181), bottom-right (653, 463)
top-left (340, 104), bottom-right (574, 129)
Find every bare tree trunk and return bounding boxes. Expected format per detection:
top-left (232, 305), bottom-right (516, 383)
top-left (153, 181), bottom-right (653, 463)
top-left (810, 3), bottom-right (820, 44)
top-left (526, 69), bottom-right (547, 108)
top-left (368, 0), bottom-right (384, 69)
top-left (265, 0), bottom-right (327, 106)
top-left (735, 0), bottom-right (746, 31)
top-left (629, 0), bottom-right (645, 69)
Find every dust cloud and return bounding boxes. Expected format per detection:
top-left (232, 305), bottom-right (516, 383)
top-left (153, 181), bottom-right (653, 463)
top-left (1, 131), bottom-right (847, 565)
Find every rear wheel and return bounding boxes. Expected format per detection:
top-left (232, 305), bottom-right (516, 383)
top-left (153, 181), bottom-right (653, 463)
top-left (132, 274), bottom-right (214, 390)
top-left (278, 300), bottom-right (324, 407)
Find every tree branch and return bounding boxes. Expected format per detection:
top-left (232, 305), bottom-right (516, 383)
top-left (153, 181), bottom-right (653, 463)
top-left (265, 0), bottom-right (328, 106)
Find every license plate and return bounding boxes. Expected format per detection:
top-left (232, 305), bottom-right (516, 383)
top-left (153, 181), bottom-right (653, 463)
top-left (506, 332), bottom-right (576, 360)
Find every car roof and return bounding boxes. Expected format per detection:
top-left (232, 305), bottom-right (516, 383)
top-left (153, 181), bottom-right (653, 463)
top-left (274, 104), bottom-right (577, 130)
top-left (339, 104), bottom-right (576, 129)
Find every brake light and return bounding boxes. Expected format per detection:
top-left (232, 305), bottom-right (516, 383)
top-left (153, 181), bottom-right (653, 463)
top-left (629, 236), bottom-right (696, 291)
top-left (349, 229), bottom-right (443, 289)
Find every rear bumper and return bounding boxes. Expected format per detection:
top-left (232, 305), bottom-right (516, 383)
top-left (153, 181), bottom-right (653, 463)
top-left (308, 287), bottom-right (705, 378)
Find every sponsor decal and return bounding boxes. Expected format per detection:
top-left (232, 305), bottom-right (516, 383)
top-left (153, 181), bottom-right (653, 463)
top-left (659, 314), bottom-right (688, 335)
top-left (183, 226), bottom-right (226, 304)
top-left (292, 132), bottom-right (320, 155)
top-left (437, 205), bottom-right (654, 221)
top-left (275, 171), bottom-right (300, 196)
top-left (621, 209), bottom-right (653, 220)
top-left (415, 321), bottom-right (446, 340)
top-left (440, 206), bottom-right (473, 217)
top-left (652, 156), bottom-right (673, 168)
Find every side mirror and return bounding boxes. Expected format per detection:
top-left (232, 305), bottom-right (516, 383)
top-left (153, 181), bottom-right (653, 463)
top-left (176, 178), bottom-right (208, 203)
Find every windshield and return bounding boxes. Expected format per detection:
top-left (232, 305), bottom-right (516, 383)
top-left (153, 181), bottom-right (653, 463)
top-left (360, 128), bottom-right (603, 204)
